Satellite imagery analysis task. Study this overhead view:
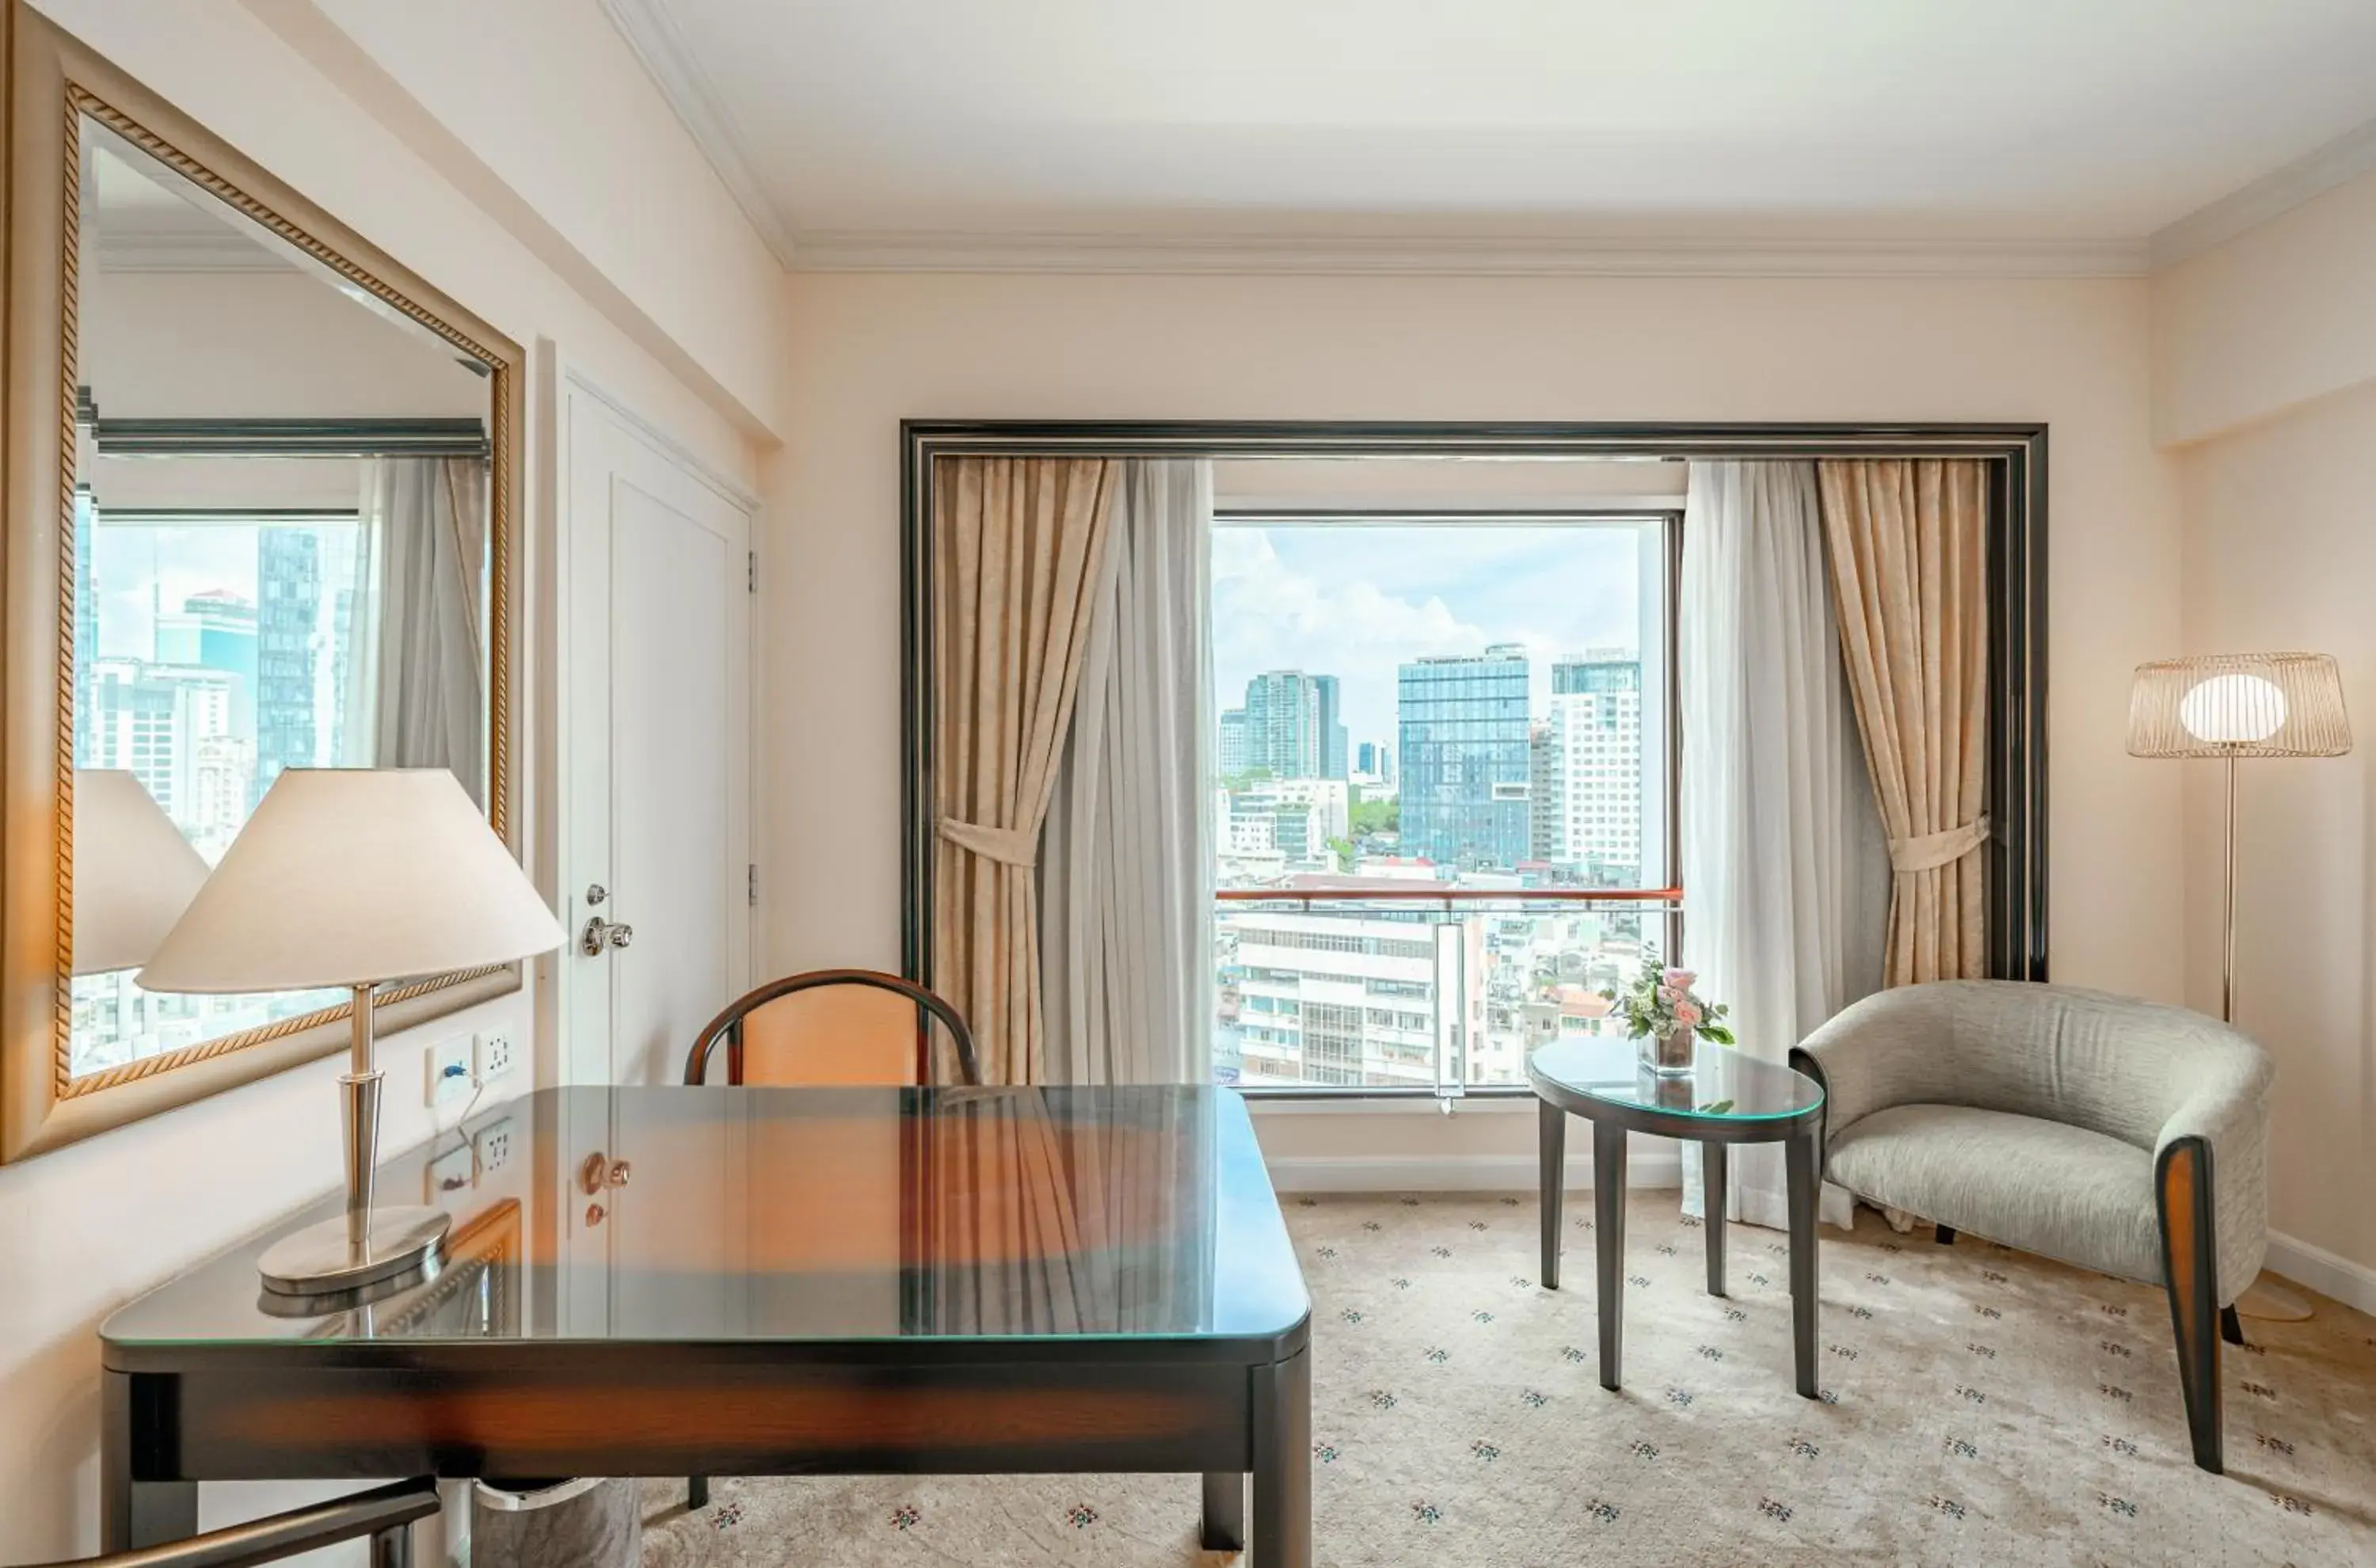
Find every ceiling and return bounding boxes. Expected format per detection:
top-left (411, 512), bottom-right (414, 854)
top-left (604, 0), bottom-right (2376, 274)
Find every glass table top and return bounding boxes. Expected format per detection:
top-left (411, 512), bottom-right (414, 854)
top-left (1528, 1037), bottom-right (1823, 1124)
top-left (103, 1086), bottom-right (1308, 1352)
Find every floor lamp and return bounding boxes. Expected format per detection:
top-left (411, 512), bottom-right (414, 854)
top-left (2128, 651), bottom-right (2350, 1322)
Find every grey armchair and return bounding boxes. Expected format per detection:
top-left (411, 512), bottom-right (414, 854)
top-left (1791, 980), bottom-right (2273, 1475)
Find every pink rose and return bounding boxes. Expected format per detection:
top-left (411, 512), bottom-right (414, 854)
top-left (1673, 1000), bottom-right (1704, 1028)
top-left (1663, 968), bottom-right (1696, 991)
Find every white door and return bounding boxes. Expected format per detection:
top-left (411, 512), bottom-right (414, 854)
top-left (561, 374), bottom-right (753, 1087)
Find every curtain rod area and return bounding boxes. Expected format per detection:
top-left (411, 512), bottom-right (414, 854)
top-left (87, 417), bottom-right (490, 459)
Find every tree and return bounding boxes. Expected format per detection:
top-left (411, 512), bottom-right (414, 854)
top-left (1350, 797), bottom-right (1399, 837)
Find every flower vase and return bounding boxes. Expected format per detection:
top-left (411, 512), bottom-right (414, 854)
top-left (1641, 1026), bottom-right (1695, 1077)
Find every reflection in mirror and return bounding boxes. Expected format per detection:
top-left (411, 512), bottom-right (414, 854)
top-left (69, 115), bottom-right (495, 1081)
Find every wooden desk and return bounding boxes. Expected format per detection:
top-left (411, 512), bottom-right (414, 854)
top-left (101, 1086), bottom-right (1311, 1565)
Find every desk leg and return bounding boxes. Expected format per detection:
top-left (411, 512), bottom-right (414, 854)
top-left (1539, 1098), bottom-right (1565, 1289)
top-left (102, 1370), bottom-right (196, 1553)
top-left (1201, 1471), bottom-right (1245, 1552)
top-left (1703, 1140), bottom-right (1728, 1297)
top-left (1787, 1128), bottom-right (1821, 1399)
top-left (1252, 1349), bottom-right (1312, 1568)
top-left (371, 1524), bottom-right (414, 1568)
top-left (1594, 1122), bottom-right (1628, 1391)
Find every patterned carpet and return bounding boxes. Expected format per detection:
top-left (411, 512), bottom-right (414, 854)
top-left (640, 1191), bottom-right (2376, 1566)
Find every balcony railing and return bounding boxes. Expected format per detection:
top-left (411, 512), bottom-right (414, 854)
top-left (1213, 887), bottom-right (1683, 1098)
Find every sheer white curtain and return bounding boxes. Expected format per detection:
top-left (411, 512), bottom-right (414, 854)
top-left (1038, 460), bottom-right (1213, 1084)
top-left (344, 456), bottom-right (489, 804)
top-left (1679, 461), bottom-right (1888, 1231)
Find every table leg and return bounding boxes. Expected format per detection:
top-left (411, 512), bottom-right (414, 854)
top-left (1201, 1471), bottom-right (1245, 1552)
top-left (1703, 1140), bottom-right (1727, 1298)
top-left (1594, 1122), bottom-right (1628, 1391)
top-left (101, 1369), bottom-right (196, 1553)
top-left (1539, 1098), bottom-right (1565, 1289)
top-left (1252, 1349), bottom-right (1312, 1567)
top-left (1787, 1128), bottom-right (1821, 1399)
top-left (371, 1524), bottom-right (413, 1568)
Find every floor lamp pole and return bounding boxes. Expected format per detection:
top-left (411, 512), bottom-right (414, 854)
top-left (2222, 750), bottom-right (2237, 1026)
top-left (2220, 750), bottom-right (2313, 1323)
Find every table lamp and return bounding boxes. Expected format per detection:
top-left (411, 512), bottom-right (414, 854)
top-left (2127, 650), bottom-right (2349, 1320)
top-left (71, 770), bottom-right (210, 976)
top-left (139, 769), bottom-right (563, 1295)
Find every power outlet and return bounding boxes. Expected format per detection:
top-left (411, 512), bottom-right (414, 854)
top-left (473, 1116), bottom-right (516, 1177)
top-left (474, 1029), bottom-right (516, 1083)
top-left (426, 1036), bottom-right (473, 1107)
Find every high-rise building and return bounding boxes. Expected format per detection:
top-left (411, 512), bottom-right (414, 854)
top-left (86, 660), bottom-right (235, 827)
top-left (1239, 669), bottom-right (1344, 779)
top-left (1397, 644), bottom-right (1531, 868)
top-left (155, 589), bottom-right (258, 729)
top-left (1545, 651), bottom-right (1646, 883)
top-left (1529, 720), bottom-right (1561, 862)
top-left (254, 530), bottom-right (319, 803)
top-left (1314, 674), bottom-right (1348, 780)
top-left (1218, 707), bottom-right (1248, 773)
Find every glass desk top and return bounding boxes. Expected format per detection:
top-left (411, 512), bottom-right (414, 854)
top-left (102, 1086), bottom-right (1308, 1354)
top-left (1528, 1037), bottom-right (1823, 1126)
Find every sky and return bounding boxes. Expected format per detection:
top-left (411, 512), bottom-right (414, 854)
top-left (1212, 520), bottom-right (1658, 750)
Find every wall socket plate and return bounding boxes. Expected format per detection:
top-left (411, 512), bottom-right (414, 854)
top-left (426, 1036), bottom-right (474, 1107)
top-left (474, 1030), bottom-right (516, 1083)
top-left (473, 1116), bottom-right (516, 1177)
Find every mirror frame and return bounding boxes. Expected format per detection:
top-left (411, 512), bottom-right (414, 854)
top-left (0, 7), bottom-right (527, 1161)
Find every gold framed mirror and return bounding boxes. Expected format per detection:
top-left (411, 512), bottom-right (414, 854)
top-left (1, 8), bottom-right (526, 1161)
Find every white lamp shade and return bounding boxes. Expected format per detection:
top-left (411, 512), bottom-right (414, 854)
top-left (71, 770), bottom-right (211, 976)
top-left (2127, 652), bottom-right (2351, 759)
top-left (138, 768), bottom-right (562, 993)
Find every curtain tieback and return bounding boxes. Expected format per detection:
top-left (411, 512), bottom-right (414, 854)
top-left (937, 816), bottom-right (1039, 868)
top-left (1888, 814), bottom-right (1990, 874)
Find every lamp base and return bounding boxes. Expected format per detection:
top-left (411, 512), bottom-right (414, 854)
top-left (258, 1205), bottom-right (451, 1296)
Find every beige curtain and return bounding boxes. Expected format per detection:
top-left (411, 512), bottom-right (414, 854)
top-left (1817, 459), bottom-right (1988, 985)
top-left (932, 458), bottom-right (1120, 1084)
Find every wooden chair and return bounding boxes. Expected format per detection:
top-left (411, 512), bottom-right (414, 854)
top-left (678, 968), bottom-right (978, 1510)
top-left (680, 967), bottom-right (980, 1088)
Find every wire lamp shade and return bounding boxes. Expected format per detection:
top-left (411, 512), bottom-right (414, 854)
top-left (2127, 652), bottom-right (2351, 760)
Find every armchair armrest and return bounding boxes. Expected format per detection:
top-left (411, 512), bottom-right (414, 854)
top-left (20, 1479), bottom-right (436, 1568)
top-left (1788, 985), bottom-right (1960, 1147)
top-left (2154, 1037), bottom-right (2275, 1306)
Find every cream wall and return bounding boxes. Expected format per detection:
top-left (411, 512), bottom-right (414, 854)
top-left (2153, 163), bottom-right (2376, 446)
top-left (0, 0), bottom-right (779, 1559)
top-left (2176, 384), bottom-right (2376, 1284)
top-left (2156, 162), bottom-right (2376, 1288)
top-left (769, 269), bottom-right (2187, 1167)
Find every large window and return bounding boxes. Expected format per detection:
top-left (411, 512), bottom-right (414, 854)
top-left (1210, 516), bottom-right (1676, 1092)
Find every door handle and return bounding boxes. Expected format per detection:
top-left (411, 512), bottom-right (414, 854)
top-left (580, 916), bottom-right (634, 957)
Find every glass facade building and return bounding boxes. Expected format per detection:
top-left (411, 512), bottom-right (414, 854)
top-left (1396, 644), bottom-right (1531, 868)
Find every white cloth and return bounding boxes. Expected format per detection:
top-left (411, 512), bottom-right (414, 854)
top-left (346, 457), bottom-right (489, 803)
top-left (1038, 460), bottom-right (1213, 1085)
top-left (1677, 461), bottom-right (1889, 1231)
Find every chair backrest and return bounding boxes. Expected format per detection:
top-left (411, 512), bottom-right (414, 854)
top-left (682, 969), bottom-right (980, 1087)
top-left (1852, 980), bottom-right (2268, 1151)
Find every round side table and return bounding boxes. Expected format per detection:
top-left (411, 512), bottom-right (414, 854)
top-left (1528, 1036), bottom-right (1826, 1398)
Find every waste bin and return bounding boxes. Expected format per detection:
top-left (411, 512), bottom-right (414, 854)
top-left (471, 1477), bottom-right (641, 1567)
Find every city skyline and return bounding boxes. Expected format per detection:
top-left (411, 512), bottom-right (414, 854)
top-left (1213, 520), bottom-right (1652, 750)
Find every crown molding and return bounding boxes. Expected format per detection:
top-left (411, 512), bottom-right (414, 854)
top-left (596, 0), bottom-right (802, 269)
top-left (786, 229), bottom-right (2149, 279)
top-left (2149, 116), bottom-right (2376, 270)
